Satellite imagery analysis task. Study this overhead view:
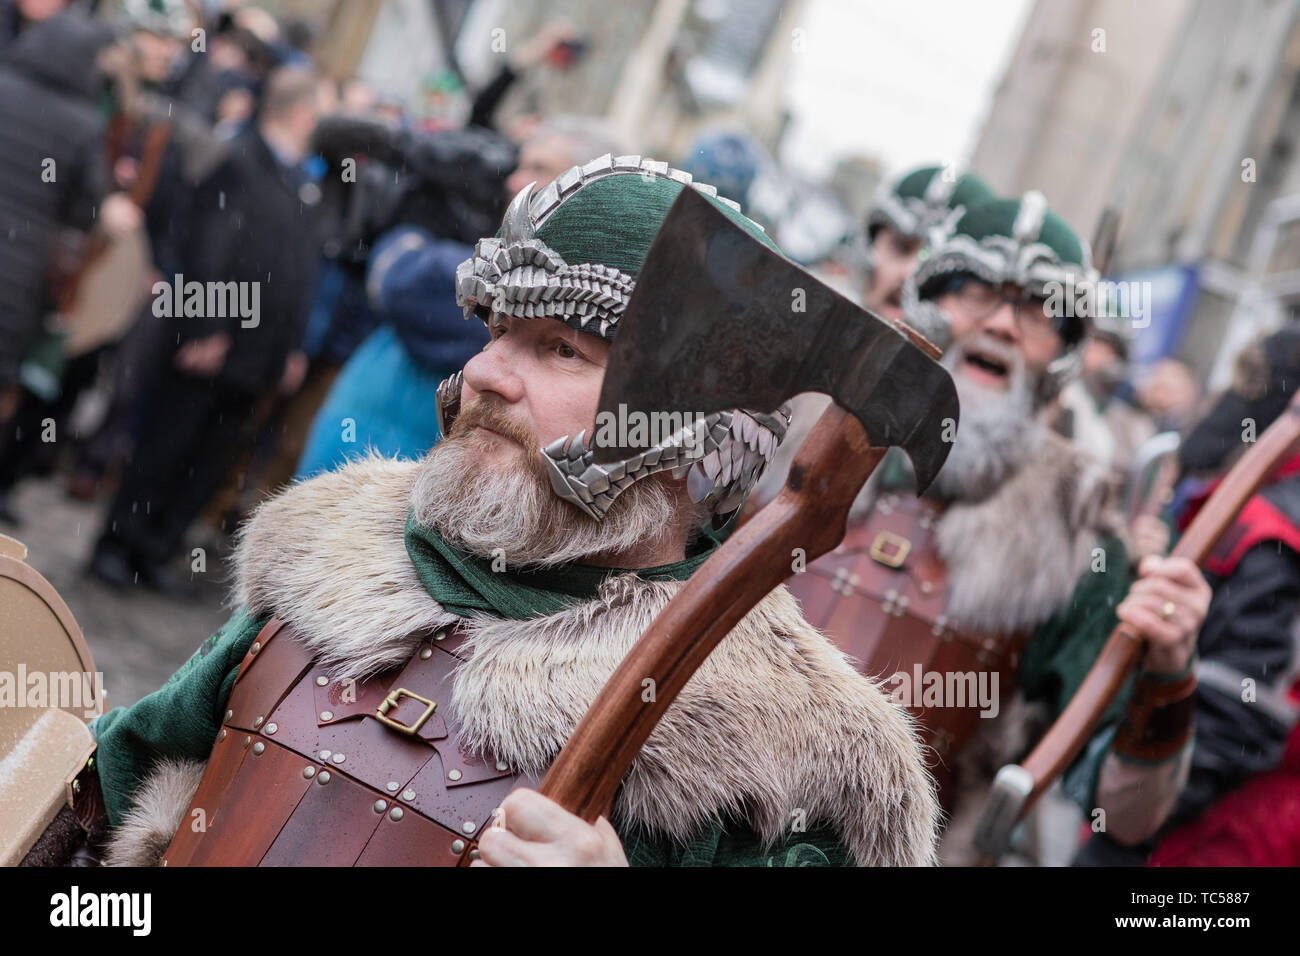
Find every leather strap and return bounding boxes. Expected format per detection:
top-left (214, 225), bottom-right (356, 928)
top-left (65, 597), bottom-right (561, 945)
top-left (164, 616), bottom-right (534, 867)
top-left (69, 753), bottom-right (107, 836)
top-left (788, 494), bottom-right (1029, 804)
top-left (1112, 666), bottom-right (1197, 763)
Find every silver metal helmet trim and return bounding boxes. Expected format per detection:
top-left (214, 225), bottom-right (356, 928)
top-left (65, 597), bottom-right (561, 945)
top-left (454, 154), bottom-right (754, 342)
top-left (539, 405), bottom-right (792, 521)
top-left (435, 369), bottom-right (463, 440)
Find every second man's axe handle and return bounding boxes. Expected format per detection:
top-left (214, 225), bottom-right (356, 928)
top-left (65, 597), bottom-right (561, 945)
top-left (539, 404), bottom-right (885, 822)
top-left (975, 389), bottom-right (1300, 857)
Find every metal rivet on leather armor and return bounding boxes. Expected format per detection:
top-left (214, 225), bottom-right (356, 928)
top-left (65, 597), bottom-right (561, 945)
top-left (389, 807), bottom-right (404, 821)
top-left (315, 675), bottom-right (328, 686)
top-left (461, 821), bottom-right (476, 834)
top-left (451, 839), bottom-right (466, 854)
top-left (242, 736), bottom-right (251, 749)
top-left (402, 788), bottom-right (416, 801)
top-left (224, 709), bottom-right (233, 721)
top-left (303, 766), bottom-right (315, 779)
top-left (333, 753), bottom-right (345, 764)
top-left (253, 716), bottom-right (264, 729)
top-left (373, 800), bottom-right (387, 813)
top-left (252, 742), bottom-right (265, 755)
top-left (318, 771), bottom-right (331, 784)
top-left (495, 761), bottom-right (509, 772)
top-left (320, 750), bottom-right (331, 760)
top-left (468, 848), bottom-right (480, 861)
top-left (266, 723), bottom-right (277, 735)
top-left (434, 630), bottom-right (447, 641)
top-left (419, 647), bottom-right (432, 660)
top-left (250, 642), bottom-right (261, 654)
top-left (320, 710), bottom-right (333, 722)
top-left (447, 769), bottom-right (462, 781)
top-left (218, 729), bottom-right (227, 741)
top-left (386, 781), bottom-right (399, 792)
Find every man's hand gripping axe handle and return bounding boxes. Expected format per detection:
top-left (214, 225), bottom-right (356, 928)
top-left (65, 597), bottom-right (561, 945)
top-left (538, 186), bottom-right (957, 822)
top-left (974, 388), bottom-right (1300, 858)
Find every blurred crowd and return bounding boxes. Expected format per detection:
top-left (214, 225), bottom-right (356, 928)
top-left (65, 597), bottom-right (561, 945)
top-left (0, 0), bottom-right (628, 595)
top-left (0, 0), bottom-right (1296, 867)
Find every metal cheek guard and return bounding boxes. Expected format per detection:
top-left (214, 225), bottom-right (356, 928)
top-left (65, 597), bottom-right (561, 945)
top-left (541, 405), bottom-right (790, 522)
top-left (436, 370), bottom-right (463, 440)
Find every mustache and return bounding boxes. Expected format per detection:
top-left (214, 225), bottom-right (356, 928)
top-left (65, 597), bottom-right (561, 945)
top-left (449, 398), bottom-right (541, 450)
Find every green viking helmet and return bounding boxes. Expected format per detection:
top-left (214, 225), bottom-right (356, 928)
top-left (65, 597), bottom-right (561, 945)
top-left (866, 165), bottom-right (996, 244)
top-left (860, 165), bottom-right (994, 287)
top-left (439, 153), bottom-right (792, 522)
top-left (902, 190), bottom-right (1097, 401)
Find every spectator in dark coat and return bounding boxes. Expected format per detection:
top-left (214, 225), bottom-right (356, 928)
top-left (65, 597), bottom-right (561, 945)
top-left (0, 0), bottom-right (73, 52)
top-left (0, 9), bottom-right (120, 389)
top-left (91, 66), bottom-right (326, 595)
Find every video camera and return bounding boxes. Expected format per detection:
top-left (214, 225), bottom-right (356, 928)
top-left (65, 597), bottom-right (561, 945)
top-left (310, 115), bottom-right (518, 263)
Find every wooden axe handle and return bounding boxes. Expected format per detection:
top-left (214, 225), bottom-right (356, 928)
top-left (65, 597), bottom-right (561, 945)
top-left (1010, 390), bottom-right (1300, 816)
top-left (540, 404), bottom-right (884, 821)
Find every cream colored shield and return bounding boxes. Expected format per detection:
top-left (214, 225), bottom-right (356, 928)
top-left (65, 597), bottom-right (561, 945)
top-left (0, 534), bottom-right (102, 866)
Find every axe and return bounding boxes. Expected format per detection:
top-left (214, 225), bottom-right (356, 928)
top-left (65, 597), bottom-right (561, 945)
top-left (538, 186), bottom-right (958, 822)
top-left (974, 387), bottom-right (1300, 859)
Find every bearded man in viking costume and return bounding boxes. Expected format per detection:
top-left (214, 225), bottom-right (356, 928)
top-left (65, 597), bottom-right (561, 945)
top-left (86, 155), bottom-right (938, 868)
top-left (789, 192), bottom-right (1212, 865)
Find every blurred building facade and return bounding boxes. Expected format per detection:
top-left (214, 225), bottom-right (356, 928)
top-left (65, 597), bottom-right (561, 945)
top-left (453, 0), bottom-right (803, 159)
top-left (970, 0), bottom-right (1300, 390)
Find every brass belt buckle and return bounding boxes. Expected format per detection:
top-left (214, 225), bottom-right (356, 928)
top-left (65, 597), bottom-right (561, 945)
top-left (869, 530), bottom-right (911, 568)
top-left (375, 687), bottom-right (437, 735)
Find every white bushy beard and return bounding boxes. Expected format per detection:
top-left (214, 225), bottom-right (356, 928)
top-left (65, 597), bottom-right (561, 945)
top-left (931, 332), bottom-right (1044, 502)
top-left (410, 399), bottom-right (685, 569)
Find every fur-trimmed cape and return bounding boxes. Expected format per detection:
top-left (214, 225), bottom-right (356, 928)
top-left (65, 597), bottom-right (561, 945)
top-left (106, 456), bottom-right (939, 867)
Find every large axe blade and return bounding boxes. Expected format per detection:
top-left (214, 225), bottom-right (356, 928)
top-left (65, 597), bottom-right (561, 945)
top-left (539, 187), bottom-right (959, 832)
top-left (594, 186), bottom-right (959, 493)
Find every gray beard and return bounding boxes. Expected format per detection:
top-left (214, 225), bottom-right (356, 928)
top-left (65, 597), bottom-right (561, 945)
top-left (931, 353), bottom-right (1043, 502)
top-left (410, 435), bottom-right (682, 569)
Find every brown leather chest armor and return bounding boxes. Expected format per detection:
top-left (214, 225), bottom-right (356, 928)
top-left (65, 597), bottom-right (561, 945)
top-left (164, 617), bottom-right (535, 866)
top-left (786, 492), bottom-right (1027, 797)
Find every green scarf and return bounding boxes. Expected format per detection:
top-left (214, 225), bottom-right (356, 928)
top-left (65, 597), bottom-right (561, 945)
top-left (404, 512), bottom-right (716, 619)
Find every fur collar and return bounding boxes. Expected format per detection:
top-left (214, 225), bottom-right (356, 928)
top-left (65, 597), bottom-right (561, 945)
top-left (935, 431), bottom-right (1114, 633)
top-left (223, 455), bottom-right (938, 866)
